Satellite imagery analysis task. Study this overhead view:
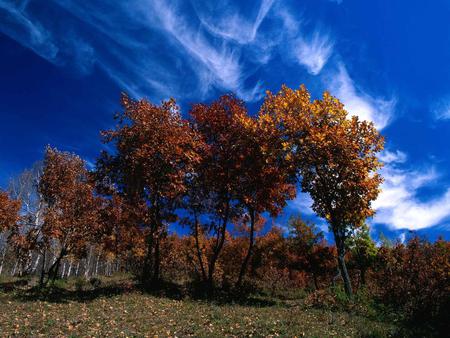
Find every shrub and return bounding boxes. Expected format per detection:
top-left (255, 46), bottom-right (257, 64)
top-left (373, 237), bottom-right (450, 336)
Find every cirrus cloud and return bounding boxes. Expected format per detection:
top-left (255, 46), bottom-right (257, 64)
top-left (327, 64), bottom-right (396, 130)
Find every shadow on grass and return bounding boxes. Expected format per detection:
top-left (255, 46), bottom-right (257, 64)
top-left (1, 278), bottom-right (279, 308)
top-left (139, 279), bottom-right (280, 307)
top-left (0, 279), bottom-right (30, 293)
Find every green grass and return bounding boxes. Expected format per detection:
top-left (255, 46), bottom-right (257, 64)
top-left (0, 276), bottom-right (398, 337)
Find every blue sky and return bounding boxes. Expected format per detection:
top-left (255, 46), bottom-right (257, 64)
top-left (1, 0), bottom-right (450, 241)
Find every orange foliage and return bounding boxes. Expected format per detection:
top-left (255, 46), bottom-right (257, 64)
top-left (260, 85), bottom-right (384, 297)
top-left (0, 191), bottom-right (21, 232)
top-left (98, 93), bottom-right (201, 282)
top-left (40, 147), bottom-right (102, 258)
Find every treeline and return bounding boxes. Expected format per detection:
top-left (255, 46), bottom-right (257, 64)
top-left (0, 85), bottom-right (449, 331)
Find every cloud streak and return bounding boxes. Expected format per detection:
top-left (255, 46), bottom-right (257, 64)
top-left (0, 0), bottom-right (342, 102)
top-left (432, 97), bottom-right (450, 120)
top-left (0, 1), bottom-right (58, 61)
top-left (372, 154), bottom-right (450, 230)
top-left (276, 7), bottom-right (334, 76)
top-left (294, 31), bottom-right (333, 75)
top-left (378, 149), bottom-right (407, 164)
top-left (145, 0), bottom-right (264, 101)
top-left (328, 64), bottom-right (396, 130)
top-left (0, 0), bottom-right (273, 101)
top-left (194, 0), bottom-right (274, 45)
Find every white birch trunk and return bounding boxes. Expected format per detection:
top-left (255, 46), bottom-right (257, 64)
top-left (67, 261), bottom-right (72, 278)
top-left (32, 254), bottom-right (41, 274)
top-left (85, 248), bottom-right (92, 279)
top-left (12, 260), bottom-right (18, 276)
top-left (95, 252), bottom-right (101, 276)
top-left (0, 249), bottom-right (6, 275)
top-left (61, 262), bottom-right (66, 279)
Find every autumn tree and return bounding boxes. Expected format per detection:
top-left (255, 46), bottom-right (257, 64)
top-left (187, 95), bottom-right (248, 290)
top-left (187, 94), bottom-right (295, 290)
top-left (251, 225), bottom-right (291, 294)
top-left (228, 214), bottom-right (266, 286)
top-left (0, 191), bottom-right (21, 275)
top-left (260, 85), bottom-right (384, 297)
top-left (287, 216), bottom-right (334, 289)
top-left (97, 93), bottom-right (200, 283)
top-left (97, 194), bottom-right (145, 270)
top-left (39, 146), bottom-right (102, 285)
top-left (0, 191), bottom-right (21, 233)
top-left (234, 111), bottom-right (296, 288)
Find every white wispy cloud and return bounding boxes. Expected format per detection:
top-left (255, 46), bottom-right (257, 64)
top-left (328, 64), bottom-right (396, 130)
top-left (373, 161), bottom-right (450, 230)
top-left (0, 0), bottom-right (269, 102)
top-left (194, 0), bottom-right (274, 45)
top-left (276, 8), bottom-right (333, 76)
top-left (276, 6), bottom-right (301, 35)
top-left (147, 0), bottom-right (266, 101)
top-left (378, 150), bottom-right (407, 164)
top-left (0, 1), bottom-right (58, 61)
top-left (290, 192), bottom-right (315, 215)
top-left (294, 31), bottom-right (333, 75)
top-left (432, 97), bottom-right (450, 120)
top-left (287, 146), bottom-right (450, 231)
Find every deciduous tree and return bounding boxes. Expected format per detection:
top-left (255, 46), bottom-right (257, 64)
top-left (234, 111), bottom-right (296, 287)
top-left (288, 216), bottom-right (334, 289)
top-left (97, 93), bottom-right (200, 283)
top-left (39, 147), bottom-right (102, 285)
top-left (260, 85), bottom-right (384, 297)
top-left (188, 94), bottom-right (250, 290)
top-left (347, 223), bottom-right (377, 286)
top-left (0, 191), bottom-right (21, 232)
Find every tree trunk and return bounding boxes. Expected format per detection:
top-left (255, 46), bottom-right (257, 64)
top-left (193, 212), bottom-right (207, 282)
top-left (49, 253), bottom-right (64, 283)
top-left (11, 260), bottom-right (18, 276)
top-left (143, 227), bottom-right (155, 283)
top-left (32, 254), bottom-right (41, 274)
top-left (44, 249), bottom-right (66, 285)
top-left (153, 236), bottom-right (160, 283)
top-left (0, 249), bottom-right (6, 275)
top-left (206, 200), bottom-right (230, 293)
top-left (39, 251), bottom-right (46, 288)
top-left (85, 248), bottom-right (92, 279)
top-left (207, 206), bottom-right (229, 293)
top-left (95, 252), bottom-right (101, 276)
top-left (61, 261), bottom-right (66, 279)
top-left (337, 252), bottom-right (352, 297)
top-left (236, 208), bottom-right (256, 288)
top-left (67, 261), bottom-right (72, 278)
top-left (312, 272), bottom-right (319, 290)
top-left (332, 228), bottom-right (352, 297)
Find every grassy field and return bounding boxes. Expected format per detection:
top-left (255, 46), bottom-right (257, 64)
top-left (0, 275), bottom-right (399, 337)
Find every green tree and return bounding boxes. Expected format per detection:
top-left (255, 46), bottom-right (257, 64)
top-left (347, 223), bottom-right (377, 286)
